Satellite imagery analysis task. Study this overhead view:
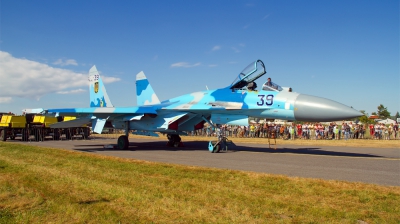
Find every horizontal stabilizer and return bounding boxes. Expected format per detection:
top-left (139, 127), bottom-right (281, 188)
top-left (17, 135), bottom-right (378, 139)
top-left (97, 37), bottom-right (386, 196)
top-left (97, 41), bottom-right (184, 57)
top-left (22, 108), bottom-right (44, 114)
top-left (50, 117), bottom-right (92, 128)
top-left (47, 106), bottom-right (157, 117)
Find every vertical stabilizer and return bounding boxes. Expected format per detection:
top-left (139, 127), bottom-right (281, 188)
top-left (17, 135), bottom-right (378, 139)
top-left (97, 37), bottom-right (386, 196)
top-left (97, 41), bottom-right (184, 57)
top-left (89, 65), bottom-right (114, 107)
top-left (136, 71), bottom-right (160, 106)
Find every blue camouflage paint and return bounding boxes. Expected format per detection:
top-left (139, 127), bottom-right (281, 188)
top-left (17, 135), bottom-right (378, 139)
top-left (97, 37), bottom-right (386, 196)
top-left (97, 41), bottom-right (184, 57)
top-left (136, 71), bottom-right (160, 106)
top-left (89, 66), bottom-right (113, 108)
top-left (44, 60), bottom-right (362, 133)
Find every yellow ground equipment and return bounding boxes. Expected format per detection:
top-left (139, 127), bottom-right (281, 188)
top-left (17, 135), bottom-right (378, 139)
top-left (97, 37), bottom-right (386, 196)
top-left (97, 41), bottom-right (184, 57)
top-left (0, 114), bottom-right (90, 142)
top-left (0, 115), bottom-right (27, 141)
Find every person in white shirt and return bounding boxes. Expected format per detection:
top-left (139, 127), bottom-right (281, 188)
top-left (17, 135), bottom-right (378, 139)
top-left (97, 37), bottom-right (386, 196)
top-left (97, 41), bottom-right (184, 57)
top-left (302, 123), bottom-right (307, 139)
top-left (388, 124), bottom-right (393, 140)
top-left (374, 123), bottom-right (381, 139)
top-left (381, 124), bottom-right (388, 140)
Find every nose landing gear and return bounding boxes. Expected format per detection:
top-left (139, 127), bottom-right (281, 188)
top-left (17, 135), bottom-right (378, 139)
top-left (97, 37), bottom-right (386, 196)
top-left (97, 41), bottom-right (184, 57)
top-left (208, 136), bottom-right (232, 153)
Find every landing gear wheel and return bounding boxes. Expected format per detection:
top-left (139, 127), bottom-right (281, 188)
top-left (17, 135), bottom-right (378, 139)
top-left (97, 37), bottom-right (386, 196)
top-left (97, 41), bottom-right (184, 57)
top-left (208, 141), bottom-right (221, 153)
top-left (117, 135), bottom-right (129, 150)
top-left (167, 134), bottom-right (181, 147)
top-left (213, 144), bottom-right (221, 153)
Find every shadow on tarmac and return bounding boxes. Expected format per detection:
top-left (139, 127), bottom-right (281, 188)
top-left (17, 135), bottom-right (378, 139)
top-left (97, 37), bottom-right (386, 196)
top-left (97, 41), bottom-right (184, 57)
top-left (72, 139), bottom-right (383, 159)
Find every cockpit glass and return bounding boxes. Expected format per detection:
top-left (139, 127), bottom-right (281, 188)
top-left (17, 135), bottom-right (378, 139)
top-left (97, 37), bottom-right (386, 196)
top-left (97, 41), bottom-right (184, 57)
top-left (262, 81), bottom-right (283, 91)
top-left (230, 60), bottom-right (266, 89)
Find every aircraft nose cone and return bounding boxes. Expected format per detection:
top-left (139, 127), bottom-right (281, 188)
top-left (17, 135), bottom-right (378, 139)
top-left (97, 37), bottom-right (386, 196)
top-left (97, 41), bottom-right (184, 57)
top-left (293, 94), bottom-right (362, 122)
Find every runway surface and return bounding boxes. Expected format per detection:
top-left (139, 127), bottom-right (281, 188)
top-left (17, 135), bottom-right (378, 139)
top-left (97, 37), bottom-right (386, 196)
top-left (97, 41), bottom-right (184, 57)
top-left (16, 137), bottom-right (400, 186)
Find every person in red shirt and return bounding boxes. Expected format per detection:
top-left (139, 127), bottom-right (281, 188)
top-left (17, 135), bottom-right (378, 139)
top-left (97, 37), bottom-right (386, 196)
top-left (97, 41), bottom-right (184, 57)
top-left (369, 124), bottom-right (374, 139)
top-left (297, 123), bottom-right (302, 139)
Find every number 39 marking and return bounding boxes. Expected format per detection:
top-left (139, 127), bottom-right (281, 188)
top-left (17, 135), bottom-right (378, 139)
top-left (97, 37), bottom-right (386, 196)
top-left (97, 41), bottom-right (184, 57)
top-left (257, 94), bottom-right (274, 106)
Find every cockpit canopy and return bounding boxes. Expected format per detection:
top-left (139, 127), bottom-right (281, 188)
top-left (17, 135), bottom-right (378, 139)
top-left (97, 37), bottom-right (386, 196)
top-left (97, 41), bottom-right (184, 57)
top-left (230, 60), bottom-right (266, 90)
top-left (230, 59), bottom-right (286, 92)
top-left (262, 81), bottom-right (283, 91)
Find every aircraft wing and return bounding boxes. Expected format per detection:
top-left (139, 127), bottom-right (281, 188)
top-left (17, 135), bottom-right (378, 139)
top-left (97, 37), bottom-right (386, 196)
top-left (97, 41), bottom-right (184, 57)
top-left (47, 105), bottom-right (158, 132)
top-left (50, 117), bottom-right (92, 128)
top-left (48, 106), bottom-right (158, 117)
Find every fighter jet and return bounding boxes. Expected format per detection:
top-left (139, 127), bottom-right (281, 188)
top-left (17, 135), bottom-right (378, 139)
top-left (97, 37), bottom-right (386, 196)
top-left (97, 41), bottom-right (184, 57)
top-left (43, 59), bottom-right (362, 150)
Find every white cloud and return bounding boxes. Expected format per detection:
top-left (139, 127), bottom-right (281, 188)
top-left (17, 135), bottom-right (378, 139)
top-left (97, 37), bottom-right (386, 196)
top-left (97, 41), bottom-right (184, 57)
top-left (262, 14), bottom-right (270, 20)
top-left (0, 97), bottom-right (12, 103)
top-left (0, 51), bottom-right (114, 101)
top-left (208, 64), bottom-right (218, 67)
top-left (56, 89), bottom-right (86, 94)
top-left (53, 58), bottom-right (78, 66)
top-left (211, 45), bottom-right (221, 51)
top-left (170, 62), bottom-right (201, 68)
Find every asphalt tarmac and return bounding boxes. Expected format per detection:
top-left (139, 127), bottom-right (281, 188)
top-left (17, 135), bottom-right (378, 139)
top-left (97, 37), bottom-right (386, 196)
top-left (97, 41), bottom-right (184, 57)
top-left (15, 137), bottom-right (400, 186)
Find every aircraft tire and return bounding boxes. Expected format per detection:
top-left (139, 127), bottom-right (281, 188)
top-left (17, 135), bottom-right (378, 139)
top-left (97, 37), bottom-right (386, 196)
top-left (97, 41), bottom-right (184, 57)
top-left (212, 144), bottom-right (220, 153)
top-left (117, 135), bottom-right (129, 150)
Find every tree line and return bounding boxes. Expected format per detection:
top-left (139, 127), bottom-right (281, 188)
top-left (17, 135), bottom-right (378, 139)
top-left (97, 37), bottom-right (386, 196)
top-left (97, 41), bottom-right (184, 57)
top-left (358, 104), bottom-right (399, 124)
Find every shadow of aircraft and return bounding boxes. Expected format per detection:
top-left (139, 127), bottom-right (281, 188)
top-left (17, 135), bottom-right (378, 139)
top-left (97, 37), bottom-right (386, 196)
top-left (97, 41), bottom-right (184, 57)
top-left (72, 139), bottom-right (383, 159)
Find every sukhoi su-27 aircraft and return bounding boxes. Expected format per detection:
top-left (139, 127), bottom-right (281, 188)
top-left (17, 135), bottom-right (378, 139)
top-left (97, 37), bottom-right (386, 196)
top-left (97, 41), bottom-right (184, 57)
top-left (36, 60), bottom-right (362, 151)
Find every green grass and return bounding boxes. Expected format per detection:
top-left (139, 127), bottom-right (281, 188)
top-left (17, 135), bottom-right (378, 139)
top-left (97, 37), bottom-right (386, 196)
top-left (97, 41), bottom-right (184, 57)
top-left (0, 142), bottom-right (399, 223)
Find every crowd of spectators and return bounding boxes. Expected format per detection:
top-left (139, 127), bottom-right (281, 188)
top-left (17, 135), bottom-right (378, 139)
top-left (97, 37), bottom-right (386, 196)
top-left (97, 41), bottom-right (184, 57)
top-left (188, 121), bottom-right (400, 140)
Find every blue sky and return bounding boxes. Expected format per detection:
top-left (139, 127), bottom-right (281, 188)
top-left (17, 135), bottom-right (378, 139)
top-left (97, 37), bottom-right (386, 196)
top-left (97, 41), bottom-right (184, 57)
top-left (1, 0), bottom-right (399, 116)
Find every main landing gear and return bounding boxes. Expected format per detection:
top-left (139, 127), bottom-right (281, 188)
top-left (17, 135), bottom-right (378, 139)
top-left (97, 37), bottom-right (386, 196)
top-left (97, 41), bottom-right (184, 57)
top-left (116, 133), bottom-right (183, 150)
top-left (117, 122), bottom-right (130, 150)
top-left (117, 135), bottom-right (129, 150)
top-left (166, 134), bottom-right (183, 147)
